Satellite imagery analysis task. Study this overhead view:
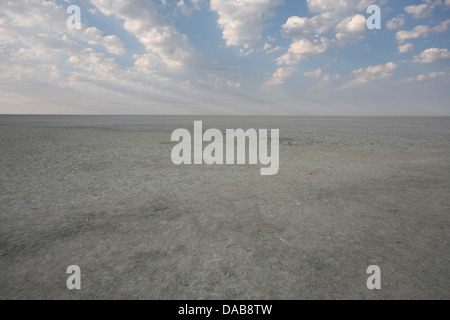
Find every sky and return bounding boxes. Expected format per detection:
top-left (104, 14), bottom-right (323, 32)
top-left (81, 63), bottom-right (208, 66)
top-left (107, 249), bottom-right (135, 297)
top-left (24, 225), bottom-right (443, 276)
top-left (0, 0), bottom-right (449, 115)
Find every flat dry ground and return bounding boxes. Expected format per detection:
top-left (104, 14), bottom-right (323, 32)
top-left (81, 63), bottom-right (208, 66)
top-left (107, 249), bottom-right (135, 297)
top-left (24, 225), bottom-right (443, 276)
top-left (0, 116), bottom-right (449, 299)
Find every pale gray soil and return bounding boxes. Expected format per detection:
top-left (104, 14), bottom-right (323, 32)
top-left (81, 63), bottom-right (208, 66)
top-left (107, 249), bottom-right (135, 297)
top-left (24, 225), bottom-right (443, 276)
top-left (0, 116), bottom-right (449, 299)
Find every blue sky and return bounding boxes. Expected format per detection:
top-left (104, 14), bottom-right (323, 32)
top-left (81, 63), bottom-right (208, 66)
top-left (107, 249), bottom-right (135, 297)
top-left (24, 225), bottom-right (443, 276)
top-left (0, 0), bottom-right (449, 115)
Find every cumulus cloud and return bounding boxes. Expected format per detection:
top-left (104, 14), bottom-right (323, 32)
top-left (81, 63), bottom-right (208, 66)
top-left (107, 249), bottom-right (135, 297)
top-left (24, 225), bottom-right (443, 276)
top-left (413, 48), bottom-right (450, 63)
top-left (307, 0), bottom-right (374, 15)
top-left (262, 67), bottom-right (297, 87)
top-left (176, 0), bottom-right (203, 16)
top-left (281, 0), bottom-right (375, 38)
top-left (132, 53), bottom-right (167, 76)
top-left (67, 49), bottom-right (122, 79)
top-left (193, 74), bottom-right (241, 91)
top-left (74, 27), bottom-right (126, 55)
top-left (281, 15), bottom-right (331, 38)
top-left (342, 62), bottom-right (398, 89)
top-left (266, 46), bottom-right (283, 54)
top-left (304, 68), bottom-right (323, 78)
top-left (1, 0), bottom-right (449, 115)
top-left (400, 71), bottom-right (447, 83)
top-left (405, 3), bottom-right (434, 19)
top-left (0, 0), bottom-right (76, 54)
top-left (335, 14), bottom-right (367, 43)
top-left (227, 80), bottom-right (241, 88)
top-left (396, 25), bottom-right (431, 43)
top-left (0, 0), bottom-right (201, 112)
top-left (396, 20), bottom-right (450, 43)
top-left (307, 73), bottom-right (341, 90)
top-left (91, 0), bottom-right (194, 68)
top-left (276, 37), bottom-right (329, 65)
top-left (266, 0), bottom-right (379, 86)
top-left (210, 0), bottom-right (283, 49)
top-left (386, 16), bottom-right (405, 30)
top-left (403, 0), bottom-right (450, 19)
top-left (303, 68), bottom-right (342, 90)
top-left (433, 19), bottom-right (450, 32)
top-left (398, 43), bottom-right (414, 54)
top-left (0, 0), bottom-right (126, 82)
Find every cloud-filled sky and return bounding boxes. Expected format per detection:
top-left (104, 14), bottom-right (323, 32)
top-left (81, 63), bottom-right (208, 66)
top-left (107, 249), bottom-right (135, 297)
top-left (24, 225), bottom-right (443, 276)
top-left (0, 0), bottom-right (449, 115)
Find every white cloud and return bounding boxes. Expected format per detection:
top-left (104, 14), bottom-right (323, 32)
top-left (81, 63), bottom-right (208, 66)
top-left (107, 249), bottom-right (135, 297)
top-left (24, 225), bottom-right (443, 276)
top-left (262, 67), bottom-right (297, 87)
top-left (428, 71), bottom-right (447, 77)
top-left (0, 0), bottom-right (200, 109)
top-left (432, 19), bottom-right (450, 32)
top-left (210, 0), bottom-right (283, 49)
top-left (400, 71), bottom-right (447, 83)
top-left (281, 0), bottom-right (375, 38)
top-left (308, 73), bottom-right (341, 90)
top-left (1, 0), bottom-right (449, 115)
top-left (386, 16), bottom-right (405, 30)
top-left (398, 43), bottom-right (414, 54)
top-left (267, 0), bottom-right (379, 86)
top-left (321, 73), bottom-right (341, 83)
top-left (304, 68), bottom-right (323, 78)
top-left (131, 53), bottom-right (166, 75)
top-left (276, 37), bottom-right (329, 65)
top-left (0, 0), bottom-right (71, 50)
top-left (0, 0), bottom-right (126, 77)
top-left (74, 27), bottom-right (126, 55)
top-left (335, 14), bottom-right (367, 43)
top-left (396, 20), bottom-right (450, 43)
top-left (67, 49), bottom-right (121, 78)
top-left (0, 1), bottom-right (125, 72)
top-left (91, 0), bottom-right (194, 67)
top-left (176, 0), bottom-right (203, 16)
top-left (227, 80), bottom-right (241, 88)
top-left (396, 25), bottom-right (432, 43)
top-left (342, 62), bottom-right (398, 89)
top-left (239, 48), bottom-right (255, 56)
top-left (307, 0), bottom-right (374, 15)
top-left (281, 15), bottom-right (331, 38)
top-left (194, 74), bottom-right (241, 91)
top-left (413, 48), bottom-right (450, 63)
top-left (405, 3), bottom-right (433, 19)
top-left (266, 46), bottom-right (283, 54)
top-left (403, 0), bottom-right (450, 19)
